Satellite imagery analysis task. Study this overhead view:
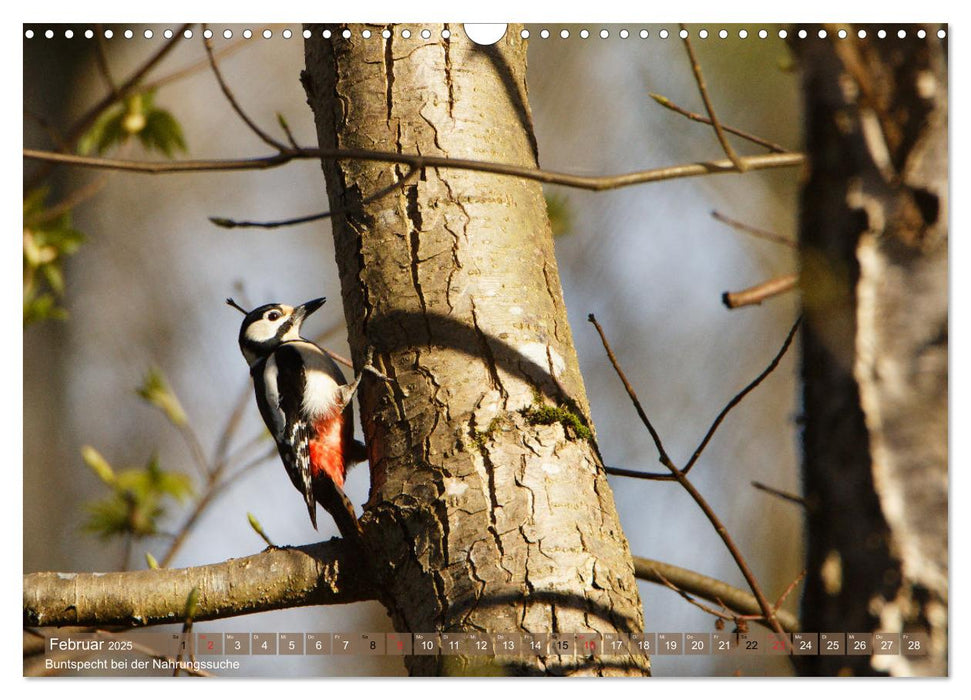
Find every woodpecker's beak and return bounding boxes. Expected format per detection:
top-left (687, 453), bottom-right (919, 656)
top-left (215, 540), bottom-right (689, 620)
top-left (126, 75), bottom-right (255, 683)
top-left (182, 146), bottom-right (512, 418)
top-left (293, 297), bottom-right (326, 325)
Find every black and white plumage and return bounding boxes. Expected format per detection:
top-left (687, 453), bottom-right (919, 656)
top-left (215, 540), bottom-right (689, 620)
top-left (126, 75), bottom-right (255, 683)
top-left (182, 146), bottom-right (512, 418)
top-left (231, 297), bottom-right (366, 540)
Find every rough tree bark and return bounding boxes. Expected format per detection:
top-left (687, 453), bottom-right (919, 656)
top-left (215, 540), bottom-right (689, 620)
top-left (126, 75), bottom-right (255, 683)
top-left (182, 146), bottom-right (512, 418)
top-left (794, 26), bottom-right (947, 676)
top-left (302, 24), bottom-right (649, 676)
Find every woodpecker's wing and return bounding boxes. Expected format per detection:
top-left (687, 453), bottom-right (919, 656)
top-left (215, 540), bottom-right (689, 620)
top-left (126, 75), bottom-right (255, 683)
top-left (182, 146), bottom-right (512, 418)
top-left (280, 341), bottom-right (367, 468)
top-left (253, 346), bottom-right (319, 529)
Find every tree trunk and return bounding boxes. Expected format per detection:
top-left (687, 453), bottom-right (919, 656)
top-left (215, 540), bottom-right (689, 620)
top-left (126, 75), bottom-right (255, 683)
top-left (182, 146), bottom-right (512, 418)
top-left (794, 25), bottom-right (947, 676)
top-left (304, 25), bottom-right (648, 675)
top-left (302, 24), bottom-right (649, 676)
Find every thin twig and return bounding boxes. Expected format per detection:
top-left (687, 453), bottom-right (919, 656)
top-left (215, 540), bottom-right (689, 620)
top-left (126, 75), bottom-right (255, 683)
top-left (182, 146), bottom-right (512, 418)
top-left (590, 314), bottom-right (785, 636)
top-left (34, 176), bottom-right (110, 224)
top-left (142, 38), bottom-right (250, 93)
top-left (605, 318), bottom-right (801, 479)
top-left (210, 165), bottom-right (419, 230)
top-left (752, 480), bottom-right (806, 507)
top-left (120, 534), bottom-right (133, 572)
top-left (23, 147), bottom-right (806, 192)
top-left (211, 210), bottom-right (332, 230)
top-left (173, 588), bottom-right (200, 676)
top-left (202, 448), bottom-right (276, 512)
top-left (178, 423), bottom-right (213, 480)
top-left (588, 314), bottom-right (673, 468)
top-left (682, 316), bottom-right (802, 472)
top-left (722, 273), bottom-right (799, 309)
top-left (711, 210), bottom-right (798, 248)
top-left (652, 568), bottom-right (742, 623)
top-left (649, 93), bottom-right (789, 153)
top-left (221, 432), bottom-right (271, 473)
top-left (774, 569), bottom-right (807, 611)
top-left (23, 110), bottom-right (67, 151)
top-left (211, 383), bottom-right (254, 471)
top-left (94, 26), bottom-right (119, 96)
top-left (202, 28), bottom-right (287, 151)
top-left (277, 114), bottom-right (300, 149)
top-left (159, 475), bottom-right (219, 568)
top-left (159, 438), bottom-right (274, 568)
top-left (603, 465), bottom-right (673, 482)
top-left (680, 25), bottom-right (747, 172)
top-left (633, 557), bottom-right (800, 632)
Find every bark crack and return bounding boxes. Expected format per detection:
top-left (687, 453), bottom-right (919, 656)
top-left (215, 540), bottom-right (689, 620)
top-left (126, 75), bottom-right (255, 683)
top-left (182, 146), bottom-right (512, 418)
top-left (469, 296), bottom-right (509, 403)
top-left (438, 176), bottom-right (468, 316)
top-left (383, 29), bottom-right (394, 126)
top-left (443, 27), bottom-right (455, 119)
top-left (541, 260), bottom-right (562, 342)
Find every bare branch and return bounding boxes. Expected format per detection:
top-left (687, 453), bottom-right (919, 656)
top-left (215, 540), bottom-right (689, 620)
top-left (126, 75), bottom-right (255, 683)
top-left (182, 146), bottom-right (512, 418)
top-left (24, 539), bottom-right (376, 628)
top-left (591, 314), bottom-right (786, 636)
top-left (23, 147), bottom-right (805, 191)
top-left (752, 480), bottom-right (807, 507)
top-left (680, 26), bottom-right (747, 172)
top-left (603, 464), bottom-right (674, 481)
top-left (202, 28), bottom-right (287, 151)
top-left (605, 319), bottom-right (801, 479)
top-left (93, 26), bottom-right (119, 96)
top-left (632, 557), bottom-right (799, 633)
top-left (649, 93), bottom-right (789, 153)
top-left (178, 422), bottom-right (212, 481)
top-left (211, 382), bottom-right (254, 469)
top-left (142, 38), bottom-right (250, 93)
top-left (276, 113), bottom-right (300, 149)
top-left (711, 210), bottom-right (798, 248)
top-left (722, 273), bottom-right (799, 309)
top-left (34, 175), bottom-right (110, 224)
top-left (774, 569), bottom-right (807, 611)
top-left (682, 316), bottom-right (802, 472)
top-left (588, 314), bottom-right (674, 469)
top-left (210, 165), bottom-right (419, 230)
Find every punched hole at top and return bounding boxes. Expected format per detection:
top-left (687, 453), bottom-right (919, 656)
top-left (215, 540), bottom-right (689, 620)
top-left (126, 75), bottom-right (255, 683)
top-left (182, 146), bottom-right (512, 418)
top-left (464, 24), bottom-right (507, 45)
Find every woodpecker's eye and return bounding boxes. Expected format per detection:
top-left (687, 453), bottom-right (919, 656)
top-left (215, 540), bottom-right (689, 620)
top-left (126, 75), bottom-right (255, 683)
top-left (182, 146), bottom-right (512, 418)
top-left (266, 310), bottom-right (282, 322)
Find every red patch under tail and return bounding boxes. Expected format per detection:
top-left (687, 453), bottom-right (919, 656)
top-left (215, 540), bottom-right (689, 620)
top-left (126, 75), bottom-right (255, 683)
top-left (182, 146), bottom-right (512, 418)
top-left (309, 413), bottom-right (347, 487)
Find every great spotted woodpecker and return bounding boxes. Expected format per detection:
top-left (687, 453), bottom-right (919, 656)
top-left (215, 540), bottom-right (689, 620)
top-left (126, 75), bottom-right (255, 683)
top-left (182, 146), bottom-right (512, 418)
top-left (228, 297), bottom-right (367, 541)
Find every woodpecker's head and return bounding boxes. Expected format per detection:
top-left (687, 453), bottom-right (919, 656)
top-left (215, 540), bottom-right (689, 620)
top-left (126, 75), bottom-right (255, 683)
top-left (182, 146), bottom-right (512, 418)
top-left (229, 297), bottom-right (326, 366)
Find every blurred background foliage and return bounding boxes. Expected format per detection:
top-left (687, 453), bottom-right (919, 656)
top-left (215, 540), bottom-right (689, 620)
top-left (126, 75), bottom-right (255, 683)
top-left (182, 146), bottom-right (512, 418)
top-left (23, 24), bottom-right (801, 676)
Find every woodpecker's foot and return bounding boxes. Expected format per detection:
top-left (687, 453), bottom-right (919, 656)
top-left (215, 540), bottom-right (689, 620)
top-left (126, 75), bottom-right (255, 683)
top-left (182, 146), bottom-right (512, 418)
top-left (361, 346), bottom-right (391, 382)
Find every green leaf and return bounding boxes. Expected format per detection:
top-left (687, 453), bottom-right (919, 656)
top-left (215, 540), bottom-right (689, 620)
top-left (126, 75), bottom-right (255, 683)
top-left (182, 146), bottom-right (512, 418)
top-left (41, 264), bottom-right (64, 295)
top-left (247, 512), bottom-right (276, 548)
top-left (22, 187), bottom-right (49, 219)
top-left (545, 193), bottom-right (573, 238)
top-left (183, 587), bottom-right (200, 620)
top-left (77, 89), bottom-right (186, 158)
top-left (136, 367), bottom-right (188, 427)
top-left (81, 445), bottom-right (116, 485)
top-left (145, 552), bottom-right (160, 569)
top-left (23, 294), bottom-right (67, 325)
top-left (78, 105), bottom-right (128, 156)
top-left (23, 189), bottom-right (86, 326)
top-left (82, 453), bottom-right (193, 540)
top-left (139, 108), bottom-right (187, 157)
top-left (144, 454), bottom-right (193, 502)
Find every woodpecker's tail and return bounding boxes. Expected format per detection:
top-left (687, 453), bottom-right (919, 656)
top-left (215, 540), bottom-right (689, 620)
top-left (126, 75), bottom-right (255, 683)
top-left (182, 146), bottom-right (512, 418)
top-left (348, 438), bottom-right (368, 465)
top-left (314, 479), bottom-right (364, 543)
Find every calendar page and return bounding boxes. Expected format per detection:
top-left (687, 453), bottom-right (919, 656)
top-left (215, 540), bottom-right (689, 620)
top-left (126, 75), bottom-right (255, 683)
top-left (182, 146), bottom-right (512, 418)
top-left (22, 18), bottom-right (949, 680)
